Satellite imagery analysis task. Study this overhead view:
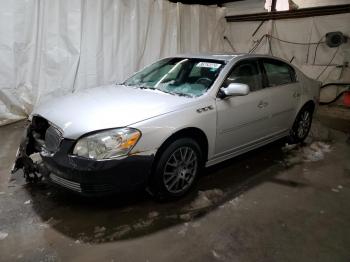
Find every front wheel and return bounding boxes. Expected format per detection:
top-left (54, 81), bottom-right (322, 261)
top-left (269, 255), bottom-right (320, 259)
top-left (149, 138), bottom-right (203, 200)
top-left (288, 105), bottom-right (313, 143)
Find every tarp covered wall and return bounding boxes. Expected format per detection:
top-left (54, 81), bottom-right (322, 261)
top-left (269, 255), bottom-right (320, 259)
top-left (2, 0), bottom-right (350, 126)
top-left (224, 13), bottom-right (350, 83)
top-left (224, 12), bottom-right (350, 103)
top-left (0, 0), bottom-right (226, 125)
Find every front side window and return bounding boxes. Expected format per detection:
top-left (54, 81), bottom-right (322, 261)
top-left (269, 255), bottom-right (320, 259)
top-left (124, 58), bottom-right (224, 97)
top-left (223, 60), bottom-right (263, 92)
top-left (263, 59), bottom-right (296, 87)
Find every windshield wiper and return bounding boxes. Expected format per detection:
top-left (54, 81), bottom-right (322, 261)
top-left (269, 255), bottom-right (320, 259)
top-left (128, 85), bottom-right (193, 98)
top-left (136, 86), bottom-right (171, 94)
top-left (168, 91), bottom-right (193, 98)
top-left (137, 86), bottom-right (157, 90)
top-left (153, 88), bottom-right (192, 97)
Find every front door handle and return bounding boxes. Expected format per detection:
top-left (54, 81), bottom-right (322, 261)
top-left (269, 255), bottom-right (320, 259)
top-left (293, 92), bottom-right (301, 98)
top-left (258, 101), bottom-right (268, 108)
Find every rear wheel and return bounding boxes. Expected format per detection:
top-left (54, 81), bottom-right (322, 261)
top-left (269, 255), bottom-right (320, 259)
top-left (288, 105), bottom-right (314, 143)
top-left (149, 138), bottom-right (203, 200)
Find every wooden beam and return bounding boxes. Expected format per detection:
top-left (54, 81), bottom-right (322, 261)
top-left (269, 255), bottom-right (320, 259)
top-left (226, 4), bottom-right (350, 22)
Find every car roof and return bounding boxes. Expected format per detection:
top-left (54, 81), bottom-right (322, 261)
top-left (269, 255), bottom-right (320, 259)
top-left (173, 53), bottom-right (244, 61)
top-left (173, 53), bottom-right (289, 63)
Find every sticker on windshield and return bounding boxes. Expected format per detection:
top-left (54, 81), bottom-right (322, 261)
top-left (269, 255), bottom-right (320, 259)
top-left (196, 62), bottom-right (221, 69)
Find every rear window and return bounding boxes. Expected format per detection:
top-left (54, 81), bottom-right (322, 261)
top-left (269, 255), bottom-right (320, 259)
top-left (263, 59), bottom-right (296, 87)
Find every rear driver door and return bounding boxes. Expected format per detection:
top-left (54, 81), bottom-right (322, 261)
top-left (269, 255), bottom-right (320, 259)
top-left (261, 58), bottom-right (301, 134)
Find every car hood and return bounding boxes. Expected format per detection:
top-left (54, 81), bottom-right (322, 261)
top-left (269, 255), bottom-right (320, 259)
top-left (33, 85), bottom-right (194, 139)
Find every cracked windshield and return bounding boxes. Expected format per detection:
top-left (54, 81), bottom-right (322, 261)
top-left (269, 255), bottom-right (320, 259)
top-left (124, 58), bottom-right (225, 97)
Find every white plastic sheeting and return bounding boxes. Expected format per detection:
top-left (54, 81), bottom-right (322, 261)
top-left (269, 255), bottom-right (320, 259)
top-left (265, 0), bottom-right (289, 11)
top-left (2, 0), bottom-right (349, 126)
top-left (224, 13), bottom-right (350, 83)
top-left (0, 0), bottom-right (226, 125)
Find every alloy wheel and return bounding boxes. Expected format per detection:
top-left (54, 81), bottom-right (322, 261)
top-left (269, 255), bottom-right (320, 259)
top-left (163, 146), bottom-right (198, 194)
top-left (297, 110), bottom-right (311, 139)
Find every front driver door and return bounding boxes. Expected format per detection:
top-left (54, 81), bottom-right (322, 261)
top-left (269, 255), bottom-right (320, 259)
top-left (215, 59), bottom-right (272, 157)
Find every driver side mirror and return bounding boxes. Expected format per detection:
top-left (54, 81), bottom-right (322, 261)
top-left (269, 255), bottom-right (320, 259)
top-left (218, 83), bottom-right (249, 98)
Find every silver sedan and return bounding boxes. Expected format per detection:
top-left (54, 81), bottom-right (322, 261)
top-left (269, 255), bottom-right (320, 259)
top-left (13, 53), bottom-right (321, 199)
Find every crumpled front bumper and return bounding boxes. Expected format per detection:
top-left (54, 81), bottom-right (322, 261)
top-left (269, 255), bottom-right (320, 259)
top-left (12, 122), bottom-right (155, 196)
top-left (11, 123), bottom-right (49, 183)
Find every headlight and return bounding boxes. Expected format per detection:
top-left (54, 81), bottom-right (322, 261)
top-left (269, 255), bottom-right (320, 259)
top-left (73, 128), bottom-right (141, 160)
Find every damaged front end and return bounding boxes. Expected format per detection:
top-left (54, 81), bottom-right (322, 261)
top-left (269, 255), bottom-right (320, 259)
top-left (11, 116), bottom-right (52, 183)
top-left (11, 115), bottom-right (154, 196)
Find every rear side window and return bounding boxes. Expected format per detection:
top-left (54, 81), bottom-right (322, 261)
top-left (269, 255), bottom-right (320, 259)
top-left (262, 59), bottom-right (296, 87)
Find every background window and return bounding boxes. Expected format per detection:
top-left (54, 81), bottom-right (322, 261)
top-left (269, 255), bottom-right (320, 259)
top-left (263, 60), bottom-right (295, 87)
top-left (224, 61), bottom-right (262, 92)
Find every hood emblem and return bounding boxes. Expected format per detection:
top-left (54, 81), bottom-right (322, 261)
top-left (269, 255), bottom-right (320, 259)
top-left (196, 105), bottom-right (214, 113)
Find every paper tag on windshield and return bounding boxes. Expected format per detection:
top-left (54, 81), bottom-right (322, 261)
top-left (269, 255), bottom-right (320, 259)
top-left (196, 62), bottom-right (221, 69)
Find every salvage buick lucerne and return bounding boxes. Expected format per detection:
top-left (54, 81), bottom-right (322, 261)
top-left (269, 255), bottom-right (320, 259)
top-left (13, 54), bottom-right (320, 199)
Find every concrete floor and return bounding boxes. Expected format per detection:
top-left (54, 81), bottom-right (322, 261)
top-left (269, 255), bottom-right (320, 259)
top-left (0, 113), bottom-right (350, 261)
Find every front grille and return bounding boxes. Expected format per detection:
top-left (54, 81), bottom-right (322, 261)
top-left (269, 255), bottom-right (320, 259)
top-left (45, 125), bottom-right (63, 153)
top-left (50, 173), bottom-right (82, 192)
top-left (49, 173), bottom-right (115, 194)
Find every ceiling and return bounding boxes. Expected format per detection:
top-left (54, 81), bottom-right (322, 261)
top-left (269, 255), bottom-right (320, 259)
top-left (169, 0), bottom-right (244, 6)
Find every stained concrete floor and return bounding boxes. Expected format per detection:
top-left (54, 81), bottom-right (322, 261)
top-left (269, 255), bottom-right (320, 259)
top-left (0, 114), bottom-right (350, 261)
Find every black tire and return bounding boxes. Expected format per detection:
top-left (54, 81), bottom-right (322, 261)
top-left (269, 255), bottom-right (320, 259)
top-left (149, 138), bottom-right (203, 200)
top-left (288, 105), bottom-right (314, 143)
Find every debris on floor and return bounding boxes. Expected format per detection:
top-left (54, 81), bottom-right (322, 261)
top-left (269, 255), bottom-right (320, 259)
top-left (228, 196), bottom-right (242, 207)
top-left (177, 222), bottom-right (189, 236)
top-left (94, 226), bottom-right (106, 238)
top-left (148, 211), bottom-right (159, 219)
top-left (283, 141), bottom-right (332, 166)
top-left (133, 218), bottom-right (154, 230)
top-left (212, 250), bottom-right (221, 259)
top-left (186, 189), bottom-right (225, 210)
top-left (0, 231), bottom-right (9, 240)
top-left (45, 217), bottom-right (61, 226)
top-left (192, 221), bottom-right (201, 228)
top-left (38, 223), bottom-right (49, 229)
top-left (108, 225), bottom-right (132, 240)
top-left (219, 195), bottom-right (242, 209)
top-left (331, 185), bottom-right (344, 193)
top-left (37, 217), bottom-right (61, 229)
top-left (179, 213), bottom-right (192, 221)
top-left (303, 141), bottom-right (331, 162)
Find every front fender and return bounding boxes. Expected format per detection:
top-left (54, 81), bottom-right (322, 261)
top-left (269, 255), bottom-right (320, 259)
top-left (129, 101), bottom-right (217, 161)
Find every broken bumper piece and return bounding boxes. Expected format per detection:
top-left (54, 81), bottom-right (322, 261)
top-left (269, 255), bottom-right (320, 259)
top-left (11, 124), bottom-right (49, 183)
